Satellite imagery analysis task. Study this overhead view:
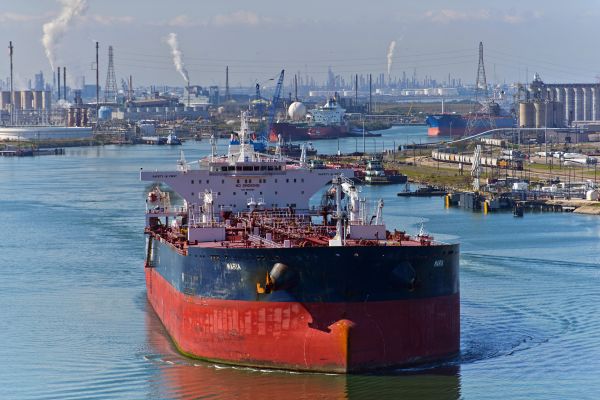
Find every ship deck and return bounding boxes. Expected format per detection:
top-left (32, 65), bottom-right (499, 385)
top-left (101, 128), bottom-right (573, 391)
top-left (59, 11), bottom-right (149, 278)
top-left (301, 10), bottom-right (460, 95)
top-left (145, 209), bottom-right (439, 255)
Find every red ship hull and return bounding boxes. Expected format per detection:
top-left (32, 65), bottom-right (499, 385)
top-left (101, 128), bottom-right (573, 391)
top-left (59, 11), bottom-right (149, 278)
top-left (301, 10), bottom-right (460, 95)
top-left (146, 268), bottom-right (459, 373)
top-left (271, 122), bottom-right (349, 142)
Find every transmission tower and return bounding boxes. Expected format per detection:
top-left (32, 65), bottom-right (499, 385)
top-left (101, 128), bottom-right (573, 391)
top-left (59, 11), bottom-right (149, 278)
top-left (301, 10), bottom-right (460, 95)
top-left (104, 45), bottom-right (117, 103)
top-left (466, 42), bottom-right (495, 136)
top-left (475, 41), bottom-right (488, 101)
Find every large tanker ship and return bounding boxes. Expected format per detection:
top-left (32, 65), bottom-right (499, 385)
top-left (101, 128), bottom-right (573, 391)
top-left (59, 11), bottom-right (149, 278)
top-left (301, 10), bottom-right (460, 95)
top-left (141, 112), bottom-right (460, 373)
top-left (426, 102), bottom-right (515, 136)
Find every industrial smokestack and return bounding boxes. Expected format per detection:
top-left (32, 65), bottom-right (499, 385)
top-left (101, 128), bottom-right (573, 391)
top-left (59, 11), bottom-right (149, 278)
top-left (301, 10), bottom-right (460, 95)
top-left (294, 74), bottom-right (298, 101)
top-left (369, 74), bottom-right (372, 114)
top-left (128, 75), bottom-right (133, 101)
top-left (9, 41), bottom-right (14, 125)
top-left (355, 74), bottom-right (358, 106)
top-left (63, 66), bottom-right (66, 100)
top-left (57, 67), bottom-right (61, 99)
top-left (225, 66), bottom-right (230, 100)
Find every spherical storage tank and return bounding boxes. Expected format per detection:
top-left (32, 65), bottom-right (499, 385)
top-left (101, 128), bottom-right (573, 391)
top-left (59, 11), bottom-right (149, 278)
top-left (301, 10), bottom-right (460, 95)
top-left (288, 101), bottom-right (306, 121)
top-left (98, 106), bottom-right (112, 120)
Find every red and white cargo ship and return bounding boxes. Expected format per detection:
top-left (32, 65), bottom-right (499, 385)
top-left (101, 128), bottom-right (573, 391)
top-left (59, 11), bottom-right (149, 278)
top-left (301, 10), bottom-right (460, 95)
top-left (270, 97), bottom-right (350, 141)
top-left (140, 112), bottom-right (459, 373)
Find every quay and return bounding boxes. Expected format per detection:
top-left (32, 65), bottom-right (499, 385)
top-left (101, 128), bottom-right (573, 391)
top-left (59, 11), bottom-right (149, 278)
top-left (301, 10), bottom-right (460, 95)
top-left (0, 148), bottom-right (65, 157)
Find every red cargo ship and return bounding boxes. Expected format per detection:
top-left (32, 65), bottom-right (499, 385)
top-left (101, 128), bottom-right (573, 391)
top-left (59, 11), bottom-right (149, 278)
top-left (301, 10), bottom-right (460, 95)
top-left (140, 112), bottom-right (459, 373)
top-left (271, 98), bottom-right (350, 141)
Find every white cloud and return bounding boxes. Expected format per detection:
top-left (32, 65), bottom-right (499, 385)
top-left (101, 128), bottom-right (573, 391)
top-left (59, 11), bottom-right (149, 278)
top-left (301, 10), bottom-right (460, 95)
top-left (159, 10), bottom-right (269, 28)
top-left (213, 10), bottom-right (264, 27)
top-left (0, 12), bottom-right (48, 23)
top-left (424, 8), bottom-right (542, 24)
top-left (165, 14), bottom-right (202, 28)
top-left (424, 9), bottom-right (491, 23)
top-left (90, 15), bottom-right (135, 25)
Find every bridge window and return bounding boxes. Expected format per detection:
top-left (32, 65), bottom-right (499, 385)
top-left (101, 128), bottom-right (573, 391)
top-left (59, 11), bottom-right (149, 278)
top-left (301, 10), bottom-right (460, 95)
top-left (268, 166), bottom-right (273, 171)
top-left (254, 166), bottom-right (260, 171)
top-left (191, 180), bottom-right (194, 184)
top-left (293, 178), bottom-right (296, 183)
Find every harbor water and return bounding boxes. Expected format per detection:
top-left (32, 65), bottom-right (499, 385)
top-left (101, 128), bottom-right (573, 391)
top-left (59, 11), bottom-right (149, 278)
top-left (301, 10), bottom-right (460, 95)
top-left (1, 128), bottom-right (600, 399)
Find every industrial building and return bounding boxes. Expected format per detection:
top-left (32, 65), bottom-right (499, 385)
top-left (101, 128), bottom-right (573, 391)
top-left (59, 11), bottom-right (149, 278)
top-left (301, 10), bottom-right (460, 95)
top-left (111, 105), bottom-right (209, 121)
top-left (521, 74), bottom-right (600, 126)
top-left (0, 90), bottom-right (52, 111)
top-left (0, 126), bottom-right (92, 140)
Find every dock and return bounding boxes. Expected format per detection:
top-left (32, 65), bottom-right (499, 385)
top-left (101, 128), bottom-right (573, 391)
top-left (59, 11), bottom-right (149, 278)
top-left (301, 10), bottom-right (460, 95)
top-left (0, 148), bottom-right (65, 157)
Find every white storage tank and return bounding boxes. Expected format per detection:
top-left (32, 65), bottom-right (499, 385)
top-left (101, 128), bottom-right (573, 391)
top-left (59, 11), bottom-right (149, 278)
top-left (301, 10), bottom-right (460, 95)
top-left (512, 182), bottom-right (529, 191)
top-left (288, 101), bottom-right (307, 121)
top-left (98, 106), bottom-right (112, 120)
top-left (586, 190), bottom-right (599, 201)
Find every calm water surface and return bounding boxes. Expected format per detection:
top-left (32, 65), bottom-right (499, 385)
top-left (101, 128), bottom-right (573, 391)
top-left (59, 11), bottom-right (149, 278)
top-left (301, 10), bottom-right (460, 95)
top-left (1, 127), bottom-right (599, 399)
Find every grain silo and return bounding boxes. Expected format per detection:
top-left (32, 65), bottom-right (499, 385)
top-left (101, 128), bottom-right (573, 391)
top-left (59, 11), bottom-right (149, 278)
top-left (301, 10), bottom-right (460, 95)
top-left (12, 91), bottom-right (22, 110)
top-left (33, 91), bottom-right (44, 109)
top-left (550, 101), bottom-right (565, 127)
top-left (0, 91), bottom-right (11, 110)
top-left (42, 91), bottom-right (52, 110)
top-left (519, 102), bottom-right (535, 128)
top-left (21, 90), bottom-right (34, 110)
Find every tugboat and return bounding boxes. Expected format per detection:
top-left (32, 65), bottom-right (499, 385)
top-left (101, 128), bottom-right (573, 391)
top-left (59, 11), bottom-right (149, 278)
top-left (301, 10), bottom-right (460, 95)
top-left (363, 156), bottom-right (407, 185)
top-left (140, 111), bottom-right (459, 373)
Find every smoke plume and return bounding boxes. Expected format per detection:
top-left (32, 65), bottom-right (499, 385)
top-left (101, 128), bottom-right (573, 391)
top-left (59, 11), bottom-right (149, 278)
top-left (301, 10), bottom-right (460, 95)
top-left (42, 0), bottom-right (88, 71)
top-left (387, 40), bottom-right (396, 76)
top-left (166, 33), bottom-right (190, 84)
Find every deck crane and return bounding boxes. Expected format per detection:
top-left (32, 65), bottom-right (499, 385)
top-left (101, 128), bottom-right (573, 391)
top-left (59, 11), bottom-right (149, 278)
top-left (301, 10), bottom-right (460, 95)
top-left (256, 70), bottom-right (284, 150)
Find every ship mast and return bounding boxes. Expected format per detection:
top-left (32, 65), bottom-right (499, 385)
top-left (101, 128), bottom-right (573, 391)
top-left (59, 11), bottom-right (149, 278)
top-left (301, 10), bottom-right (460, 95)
top-left (238, 111), bottom-right (249, 162)
top-left (210, 132), bottom-right (216, 161)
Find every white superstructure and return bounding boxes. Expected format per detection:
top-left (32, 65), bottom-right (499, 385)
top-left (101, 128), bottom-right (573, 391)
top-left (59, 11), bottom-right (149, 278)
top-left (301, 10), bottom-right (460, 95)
top-left (141, 112), bottom-right (353, 211)
top-left (308, 98), bottom-right (345, 126)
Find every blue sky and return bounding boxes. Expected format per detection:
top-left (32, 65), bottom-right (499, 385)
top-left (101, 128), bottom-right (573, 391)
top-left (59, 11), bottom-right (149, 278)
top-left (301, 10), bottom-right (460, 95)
top-left (1, 0), bottom-right (598, 89)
